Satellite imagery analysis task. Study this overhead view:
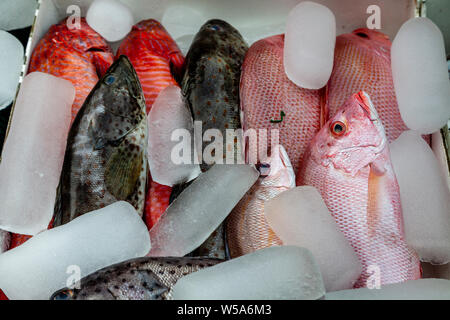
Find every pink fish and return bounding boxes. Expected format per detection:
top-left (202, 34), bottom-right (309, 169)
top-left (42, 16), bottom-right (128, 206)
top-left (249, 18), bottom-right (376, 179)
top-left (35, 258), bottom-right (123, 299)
top-left (239, 34), bottom-right (322, 175)
top-left (297, 91), bottom-right (421, 288)
top-left (226, 145), bottom-right (295, 258)
top-left (324, 28), bottom-right (407, 143)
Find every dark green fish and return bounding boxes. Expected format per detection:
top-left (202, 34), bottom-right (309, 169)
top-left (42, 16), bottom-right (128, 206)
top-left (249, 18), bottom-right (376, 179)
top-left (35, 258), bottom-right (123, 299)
top-left (51, 257), bottom-right (221, 300)
top-left (54, 56), bottom-right (148, 226)
top-left (174, 20), bottom-right (248, 259)
top-left (181, 19), bottom-right (248, 172)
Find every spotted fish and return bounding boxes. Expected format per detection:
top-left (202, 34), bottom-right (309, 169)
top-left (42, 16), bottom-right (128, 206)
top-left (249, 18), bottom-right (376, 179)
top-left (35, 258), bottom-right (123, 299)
top-left (54, 56), bottom-right (148, 226)
top-left (28, 18), bottom-right (114, 122)
top-left (51, 257), bottom-right (221, 300)
top-left (177, 19), bottom-right (248, 258)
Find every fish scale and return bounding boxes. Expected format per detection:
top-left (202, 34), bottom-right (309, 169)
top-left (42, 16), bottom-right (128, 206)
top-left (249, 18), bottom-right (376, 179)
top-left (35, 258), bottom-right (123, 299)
top-left (51, 257), bottom-right (221, 300)
top-left (226, 145), bottom-right (295, 258)
top-left (298, 92), bottom-right (421, 288)
top-left (325, 28), bottom-right (408, 143)
top-left (239, 34), bottom-right (321, 175)
top-left (28, 18), bottom-right (114, 122)
top-left (117, 19), bottom-right (185, 229)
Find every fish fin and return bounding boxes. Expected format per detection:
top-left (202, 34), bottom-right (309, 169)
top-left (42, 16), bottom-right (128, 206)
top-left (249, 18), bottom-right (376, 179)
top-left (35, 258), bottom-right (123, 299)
top-left (319, 86), bottom-right (329, 129)
top-left (105, 145), bottom-right (144, 200)
top-left (53, 180), bottom-right (63, 227)
top-left (90, 51), bottom-right (114, 78)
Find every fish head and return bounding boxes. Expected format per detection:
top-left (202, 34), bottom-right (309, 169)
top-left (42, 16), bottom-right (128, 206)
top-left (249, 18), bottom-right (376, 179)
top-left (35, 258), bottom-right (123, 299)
top-left (350, 28), bottom-right (391, 57)
top-left (192, 19), bottom-right (247, 51)
top-left (134, 19), bottom-right (171, 39)
top-left (57, 18), bottom-right (111, 54)
top-left (310, 91), bottom-right (387, 176)
top-left (50, 268), bottom-right (168, 300)
top-left (258, 145), bottom-right (296, 188)
top-left (93, 54), bottom-right (146, 121)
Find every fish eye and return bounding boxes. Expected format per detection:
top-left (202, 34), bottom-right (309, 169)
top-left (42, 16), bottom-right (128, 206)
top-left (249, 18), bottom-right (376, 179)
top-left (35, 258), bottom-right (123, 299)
top-left (52, 289), bottom-right (74, 300)
top-left (105, 75), bottom-right (115, 85)
top-left (330, 121), bottom-right (347, 137)
top-left (257, 163), bottom-right (271, 176)
top-left (210, 25), bottom-right (221, 31)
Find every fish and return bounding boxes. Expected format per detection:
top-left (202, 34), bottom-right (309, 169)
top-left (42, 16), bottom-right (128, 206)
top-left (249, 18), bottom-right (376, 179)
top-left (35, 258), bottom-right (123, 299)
top-left (324, 28), bottom-right (408, 143)
top-left (226, 145), bottom-right (296, 258)
top-left (0, 289), bottom-right (7, 300)
top-left (0, 229), bottom-right (10, 253)
top-left (239, 34), bottom-right (322, 175)
top-left (116, 19), bottom-right (184, 114)
top-left (8, 218), bottom-right (54, 249)
top-left (50, 257), bottom-right (221, 300)
top-left (181, 19), bottom-right (248, 172)
top-left (117, 19), bottom-right (185, 229)
top-left (176, 19), bottom-right (248, 258)
top-left (28, 18), bottom-right (114, 122)
top-left (54, 56), bottom-right (148, 226)
top-left (145, 180), bottom-right (172, 229)
top-left (297, 91), bottom-right (421, 288)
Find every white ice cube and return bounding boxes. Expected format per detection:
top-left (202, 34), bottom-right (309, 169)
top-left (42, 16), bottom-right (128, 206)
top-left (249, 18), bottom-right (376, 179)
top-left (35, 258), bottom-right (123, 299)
top-left (390, 131), bottom-right (450, 264)
top-left (86, 0), bottom-right (134, 42)
top-left (265, 186), bottom-right (362, 292)
top-left (392, 18), bottom-right (450, 134)
top-left (0, 72), bottom-right (74, 235)
top-left (326, 279), bottom-right (450, 300)
top-left (172, 246), bottom-right (325, 300)
top-left (148, 86), bottom-right (200, 186)
top-left (284, 1), bottom-right (336, 89)
top-left (0, 0), bottom-right (37, 31)
top-left (148, 164), bottom-right (259, 257)
top-left (0, 201), bottom-right (151, 300)
top-left (0, 31), bottom-right (24, 110)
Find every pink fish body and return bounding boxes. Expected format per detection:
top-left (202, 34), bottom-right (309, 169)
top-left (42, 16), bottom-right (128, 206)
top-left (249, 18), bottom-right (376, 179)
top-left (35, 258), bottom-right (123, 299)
top-left (325, 28), bottom-right (407, 143)
top-left (226, 145), bottom-right (295, 258)
top-left (240, 34), bottom-right (321, 174)
top-left (298, 91), bottom-right (420, 287)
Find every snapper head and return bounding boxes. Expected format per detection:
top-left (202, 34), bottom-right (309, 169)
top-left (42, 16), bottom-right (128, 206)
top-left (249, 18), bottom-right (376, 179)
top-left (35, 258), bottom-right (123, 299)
top-left (310, 91), bottom-right (387, 176)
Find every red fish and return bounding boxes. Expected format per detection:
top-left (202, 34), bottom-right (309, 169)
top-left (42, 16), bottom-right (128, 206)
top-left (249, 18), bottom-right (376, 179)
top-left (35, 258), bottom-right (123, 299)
top-left (116, 19), bottom-right (184, 113)
top-left (28, 18), bottom-right (114, 122)
top-left (117, 19), bottom-right (184, 228)
top-left (324, 28), bottom-right (407, 143)
top-left (298, 91), bottom-right (421, 288)
top-left (240, 34), bottom-right (322, 175)
top-left (8, 218), bottom-right (54, 249)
